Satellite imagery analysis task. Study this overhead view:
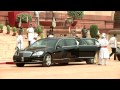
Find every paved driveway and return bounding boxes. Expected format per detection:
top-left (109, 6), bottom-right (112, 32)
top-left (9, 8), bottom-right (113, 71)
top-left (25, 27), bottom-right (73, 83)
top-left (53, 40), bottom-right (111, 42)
top-left (0, 59), bottom-right (120, 79)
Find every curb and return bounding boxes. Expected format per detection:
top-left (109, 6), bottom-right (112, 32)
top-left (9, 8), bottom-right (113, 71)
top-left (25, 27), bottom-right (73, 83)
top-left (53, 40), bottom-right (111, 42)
top-left (0, 61), bottom-right (14, 64)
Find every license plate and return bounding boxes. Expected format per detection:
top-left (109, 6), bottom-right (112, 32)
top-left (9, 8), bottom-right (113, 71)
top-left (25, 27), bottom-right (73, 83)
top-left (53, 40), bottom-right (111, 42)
top-left (21, 57), bottom-right (24, 61)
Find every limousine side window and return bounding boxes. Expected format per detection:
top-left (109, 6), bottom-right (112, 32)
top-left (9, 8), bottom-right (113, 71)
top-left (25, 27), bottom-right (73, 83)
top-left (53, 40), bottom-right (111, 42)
top-left (56, 39), bottom-right (64, 48)
top-left (84, 39), bottom-right (95, 45)
top-left (81, 40), bottom-right (87, 45)
top-left (64, 39), bottom-right (77, 46)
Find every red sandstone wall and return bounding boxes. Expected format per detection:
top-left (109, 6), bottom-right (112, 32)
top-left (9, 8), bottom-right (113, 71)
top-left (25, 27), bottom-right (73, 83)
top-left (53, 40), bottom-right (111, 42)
top-left (0, 11), bottom-right (9, 24)
top-left (0, 11), bottom-right (114, 34)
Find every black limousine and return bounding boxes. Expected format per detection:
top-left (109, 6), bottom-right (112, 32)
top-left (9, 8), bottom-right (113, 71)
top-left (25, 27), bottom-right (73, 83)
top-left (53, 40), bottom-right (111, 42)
top-left (13, 37), bottom-right (98, 67)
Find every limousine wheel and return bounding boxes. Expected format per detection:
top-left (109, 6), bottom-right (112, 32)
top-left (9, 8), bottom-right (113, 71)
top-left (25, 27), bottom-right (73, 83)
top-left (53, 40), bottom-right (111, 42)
top-left (86, 59), bottom-right (94, 64)
top-left (42, 53), bottom-right (52, 67)
top-left (16, 63), bottom-right (24, 67)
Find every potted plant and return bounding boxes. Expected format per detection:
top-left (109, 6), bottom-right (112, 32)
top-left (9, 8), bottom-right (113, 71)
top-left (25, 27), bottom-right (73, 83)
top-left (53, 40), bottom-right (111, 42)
top-left (16, 13), bottom-right (32, 28)
top-left (35, 25), bottom-right (43, 38)
top-left (12, 27), bottom-right (17, 36)
top-left (6, 25), bottom-right (11, 34)
top-left (0, 24), bottom-right (3, 33)
top-left (21, 28), bottom-right (24, 34)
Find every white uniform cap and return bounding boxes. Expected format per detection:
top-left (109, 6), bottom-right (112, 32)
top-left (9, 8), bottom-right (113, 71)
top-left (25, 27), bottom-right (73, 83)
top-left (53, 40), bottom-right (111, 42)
top-left (102, 33), bottom-right (106, 38)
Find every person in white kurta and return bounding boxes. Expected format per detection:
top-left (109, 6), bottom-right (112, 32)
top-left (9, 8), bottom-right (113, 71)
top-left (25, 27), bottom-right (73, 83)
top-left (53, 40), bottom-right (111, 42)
top-left (109, 34), bottom-right (117, 60)
top-left (98, 33), bottom-right (109, 65)
top-left (27, 24), bottom-right (34, 46)
top-left (16, 28), bottom-right (23, 50)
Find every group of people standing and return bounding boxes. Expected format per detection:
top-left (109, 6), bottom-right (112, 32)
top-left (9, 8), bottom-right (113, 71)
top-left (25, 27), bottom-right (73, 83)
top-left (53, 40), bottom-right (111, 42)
top-left (95, 33), bottom-right (117, 66)
top-left (15, 11), bottom-right (41, 51)
top-left (15, 24), bottom-right (38, 51)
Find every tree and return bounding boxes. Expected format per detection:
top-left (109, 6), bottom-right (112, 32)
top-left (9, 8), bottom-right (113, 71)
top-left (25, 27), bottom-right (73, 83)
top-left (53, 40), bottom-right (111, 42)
top-left (67, 11), bottom-right (84, 36)
top-left (67, 11), bottom-right (84, 20)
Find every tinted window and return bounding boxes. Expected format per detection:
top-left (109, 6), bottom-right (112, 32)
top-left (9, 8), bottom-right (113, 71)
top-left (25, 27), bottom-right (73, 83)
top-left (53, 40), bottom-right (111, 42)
top-left (57, 39), bottom-right (64, 47)
top-left (84, 39), bottom-right (95, 45)
top-left (28, 39), bottom-right (58, 48)
top-left (64, 39), bottom-right (77, 46)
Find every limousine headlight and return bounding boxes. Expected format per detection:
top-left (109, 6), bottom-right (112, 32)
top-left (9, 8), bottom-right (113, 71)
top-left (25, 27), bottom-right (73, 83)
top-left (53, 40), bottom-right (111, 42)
top-left (32, 51), bottom-right (44, 56)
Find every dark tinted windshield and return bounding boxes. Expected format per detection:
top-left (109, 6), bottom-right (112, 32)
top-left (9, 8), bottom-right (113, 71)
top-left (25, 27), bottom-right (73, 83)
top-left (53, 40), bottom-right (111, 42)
top-left (28, 39), bottom-right (58, 48)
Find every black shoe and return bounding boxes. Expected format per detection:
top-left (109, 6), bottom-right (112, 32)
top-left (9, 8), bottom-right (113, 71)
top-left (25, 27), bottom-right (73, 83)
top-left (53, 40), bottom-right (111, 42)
top-left (98, 64), bottom-right (102, 65)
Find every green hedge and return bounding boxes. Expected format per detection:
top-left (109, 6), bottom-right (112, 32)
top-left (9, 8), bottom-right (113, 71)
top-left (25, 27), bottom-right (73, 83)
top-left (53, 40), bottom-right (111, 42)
top-left (90, 25), bottom-right (98, 38)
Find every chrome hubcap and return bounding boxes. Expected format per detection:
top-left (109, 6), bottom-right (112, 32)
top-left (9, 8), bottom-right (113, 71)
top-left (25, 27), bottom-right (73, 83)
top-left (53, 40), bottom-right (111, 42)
top-left (46, 55), bottom-right (51, 66)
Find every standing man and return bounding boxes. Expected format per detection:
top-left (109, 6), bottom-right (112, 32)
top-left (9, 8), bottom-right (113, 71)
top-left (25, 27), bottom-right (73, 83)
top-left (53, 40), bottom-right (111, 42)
top-left (109, 34), bottom-right (117, 60)
top-left (16, 27), bottom-right (23, 51)
top-left (27, 24), bottom-right (34, 46)
top-left (47, 26), bottom-right (54, 37)
top-left (34, 11), bottom-right (40, 26)
top-left (81, 25), bottom-right (88, 38)
top-left (98, 33), bottom-right (109, 65)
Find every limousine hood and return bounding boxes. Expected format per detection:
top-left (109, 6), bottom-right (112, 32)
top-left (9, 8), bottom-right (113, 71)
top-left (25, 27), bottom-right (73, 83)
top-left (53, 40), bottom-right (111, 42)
top-left (25, 47), bottom-right (46, 51)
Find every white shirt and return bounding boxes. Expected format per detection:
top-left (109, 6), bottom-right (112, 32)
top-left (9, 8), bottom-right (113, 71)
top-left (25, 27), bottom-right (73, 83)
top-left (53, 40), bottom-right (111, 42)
top-left (16, 35), bottom-right (23, 50)
top-left (27, 27), bottom-right (34, 41)
top-left (109, 36), bottom-right (117, 48)
top-left (99, 38), bottom-right (109, 47)
top-left (99, 38), bottom-right (109, 58)
top-left (48, 35), bottom-right (54, 38)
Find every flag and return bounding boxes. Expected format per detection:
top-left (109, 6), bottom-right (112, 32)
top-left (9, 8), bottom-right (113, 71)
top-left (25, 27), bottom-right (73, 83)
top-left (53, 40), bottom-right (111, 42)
top-left (52, 17), bottom-right (56, 28)
top-left (18, 17), bottom-right (21, 27)
top-left (26, 16), bottom-right (28, 23)
top-left (69, 26), bottom-right (71, 34)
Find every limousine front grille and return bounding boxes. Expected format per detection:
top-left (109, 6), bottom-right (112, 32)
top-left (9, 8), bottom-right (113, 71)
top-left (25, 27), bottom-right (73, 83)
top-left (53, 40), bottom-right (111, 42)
top-left (18, 51), bottom-right (32, 57)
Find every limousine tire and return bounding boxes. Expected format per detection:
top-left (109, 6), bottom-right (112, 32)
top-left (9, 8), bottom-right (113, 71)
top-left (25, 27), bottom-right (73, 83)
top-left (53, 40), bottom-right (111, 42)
top-left (42, 53), bottom-right (52, 67)
top-left (86, 59), bottom-right (94, 64)
top-left (16, 63), bottom-right (24, 67)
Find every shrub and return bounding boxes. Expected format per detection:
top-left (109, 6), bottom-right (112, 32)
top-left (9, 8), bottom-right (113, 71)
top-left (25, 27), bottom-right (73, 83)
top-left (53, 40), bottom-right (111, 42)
top-left (90, 25), bottom-right (98, 38)
top-left (22, 28), bottom-right (24, 32)
top-left (35, 25), bottom-right (43, 34)
top-left (12, 27), bottom-right (17, 32)
top-left (6, 25), bottom-right (10, 32)
top-left (0, 24), bottom-right (3, 30)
